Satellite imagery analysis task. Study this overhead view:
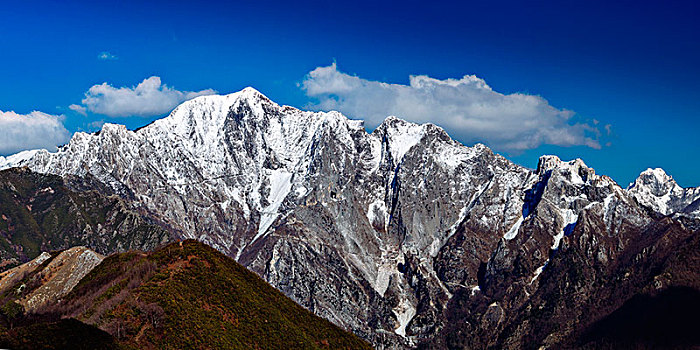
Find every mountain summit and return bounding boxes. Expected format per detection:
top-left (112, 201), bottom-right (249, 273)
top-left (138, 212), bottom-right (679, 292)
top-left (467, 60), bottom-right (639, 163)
top-left (628, 167), bottom-right (700, 216)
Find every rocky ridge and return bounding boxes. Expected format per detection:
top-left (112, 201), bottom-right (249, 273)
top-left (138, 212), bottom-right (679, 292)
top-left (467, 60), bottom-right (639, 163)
top-left (0, 247), bottom-right (103, 312)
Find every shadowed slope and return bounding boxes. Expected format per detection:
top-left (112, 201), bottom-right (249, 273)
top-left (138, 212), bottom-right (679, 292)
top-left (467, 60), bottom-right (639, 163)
top-left (0, 167), bottom-right (172, 270)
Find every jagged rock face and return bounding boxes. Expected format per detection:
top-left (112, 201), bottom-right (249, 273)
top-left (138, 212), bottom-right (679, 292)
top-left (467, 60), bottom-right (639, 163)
top-left (429, 213), bottom-right (700, 349)
top-left (1, 88), bottom-right (698, 348)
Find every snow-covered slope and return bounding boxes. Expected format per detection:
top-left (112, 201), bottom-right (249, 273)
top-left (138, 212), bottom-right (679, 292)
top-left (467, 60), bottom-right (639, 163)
top-left (1, 87), bottom-right (697, 348)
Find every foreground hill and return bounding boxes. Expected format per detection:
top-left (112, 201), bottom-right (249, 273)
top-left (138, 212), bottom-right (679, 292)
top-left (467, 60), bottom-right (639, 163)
top-left (0, 240), bottom-right (371, 350)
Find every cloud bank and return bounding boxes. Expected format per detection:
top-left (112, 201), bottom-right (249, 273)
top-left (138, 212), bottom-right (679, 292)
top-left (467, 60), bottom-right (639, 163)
top-left (302, 63), bottom-right (602, 152)
top-left (0, 111), bottom-right (71, 155)
top-left (73, 76), bottom-right (216, 117)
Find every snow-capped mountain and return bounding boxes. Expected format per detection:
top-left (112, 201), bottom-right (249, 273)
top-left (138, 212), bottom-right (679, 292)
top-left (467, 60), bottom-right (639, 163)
top-left (1, 88), bottom-right (698, 349)
top-left (628, 167), bottom-right (700, 217)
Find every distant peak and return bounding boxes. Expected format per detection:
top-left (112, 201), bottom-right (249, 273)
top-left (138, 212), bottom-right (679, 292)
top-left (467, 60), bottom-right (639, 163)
top-left (629, 167), bottom-right (677, 191)
top-left (373, 116), bottom-right (427, 162)
top-left (239, 86), bottom-right (263, 96)
top-left (536, 155), bottom-right (562, 173)
top-left (639, 168), bottom-right (676, 185)
top-left (377, 116), bottom-right (425, 138)
top-left (381, 115), bottom-right (417, 126)
top-left (640, 167), bottom-right (671, 180)
top-left (182, 87), bottom-right (272, 108)
top-left (377, 116), bottom-right (444, 135)
top-left (627, 167), bottom-right (698, 216)
top-left (240, 86), bottom-right (260, 93)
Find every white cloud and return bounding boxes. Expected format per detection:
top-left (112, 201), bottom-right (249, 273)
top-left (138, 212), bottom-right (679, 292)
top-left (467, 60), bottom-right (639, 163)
top-left (605, 124), bottom-right (613, 135)
top-left (0, 111), bottom-right (71, 155)
top-left (98, 52), bottom-right (118, 60)
top-left (69, 104), bottom-right (87, 115)
top-left (302, 63), bottom-right (602, 152)
top-left (87, 119), bottom-right (105, 130)
top-left (74, 76), bottom-right (216, 117)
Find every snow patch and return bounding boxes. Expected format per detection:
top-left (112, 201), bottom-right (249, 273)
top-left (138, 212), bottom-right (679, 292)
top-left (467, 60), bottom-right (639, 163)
top-left (366, 199), bottom-right (389, 231)
top-left (551, 209), bottom-right (577, 250)
top-left (529, 263), bottom-right (546, 285)
top-left (38, 187), bottom-right (55, 195)
top-left (503, 216), bottom-right (524, 240)
top-left (434, 142), bottom-right (478, 169)
top-left (384, 117), bottom-right (425, 163)
top-left (294, 185), bottom-right (308, 198)
top-left (393, 298), bottom-right (417, 338)
top-left (603, 193), bottom-right (615, 222)
top-left (253, 169), bottom-right (293, 243)
top-left (375, 263), bottom-right (393, 297)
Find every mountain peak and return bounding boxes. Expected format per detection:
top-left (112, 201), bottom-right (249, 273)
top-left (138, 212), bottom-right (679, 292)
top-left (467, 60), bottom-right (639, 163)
top-left (537, 155), bottom-right (589, 173)
top-left (536, 155), bottom-right (563, 173)
top-left (535, 155), bottom-right (597, 187)
top-left (99, 123), bottom-right (128, 134)
top-left (627, 167), bottom-right (700, 216)
top-left (638, 167), bottom-right (674, 183)
top-left (379, 115), bottom-right (420, 128)
top-left (375, 116), bottom-right (427, 162)
top-left (237, 86), bottom-right (270, 102)
top-left (173, 87), bottom-right (275, 114)
top-left (629, 167), bottom-right (678, 193)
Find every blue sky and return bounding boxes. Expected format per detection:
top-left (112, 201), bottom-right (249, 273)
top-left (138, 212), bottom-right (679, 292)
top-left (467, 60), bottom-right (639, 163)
top-left (0, 0), bottom-right (698, 187)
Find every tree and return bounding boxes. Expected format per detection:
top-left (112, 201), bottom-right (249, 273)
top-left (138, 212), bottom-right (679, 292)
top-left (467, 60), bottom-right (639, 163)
top-left (143, 302), bottom-right (165, 329)
top-left (1, 300), bottom-right (24, 329)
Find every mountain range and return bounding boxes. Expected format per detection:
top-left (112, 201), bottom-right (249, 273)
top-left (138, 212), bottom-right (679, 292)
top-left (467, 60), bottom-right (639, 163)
top-left (0, 87), bottom-right (698, 349)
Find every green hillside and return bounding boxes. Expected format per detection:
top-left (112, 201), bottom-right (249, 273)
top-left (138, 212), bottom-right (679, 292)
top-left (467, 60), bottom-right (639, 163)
top-left (4, 240), bottom-right (371, 349)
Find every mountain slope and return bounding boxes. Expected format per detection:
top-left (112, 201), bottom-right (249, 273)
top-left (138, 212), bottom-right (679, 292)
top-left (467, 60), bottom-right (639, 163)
top-left (0, 88), bottom-right (698, 348)
top-left (429, 206), bottom-right (700, 349)
top-left (10, 240), bottom-right (371, 349)
top-left (0, 167), bottom-right (172, 269)
top-left (0, 89), bottom-right (538, 346)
